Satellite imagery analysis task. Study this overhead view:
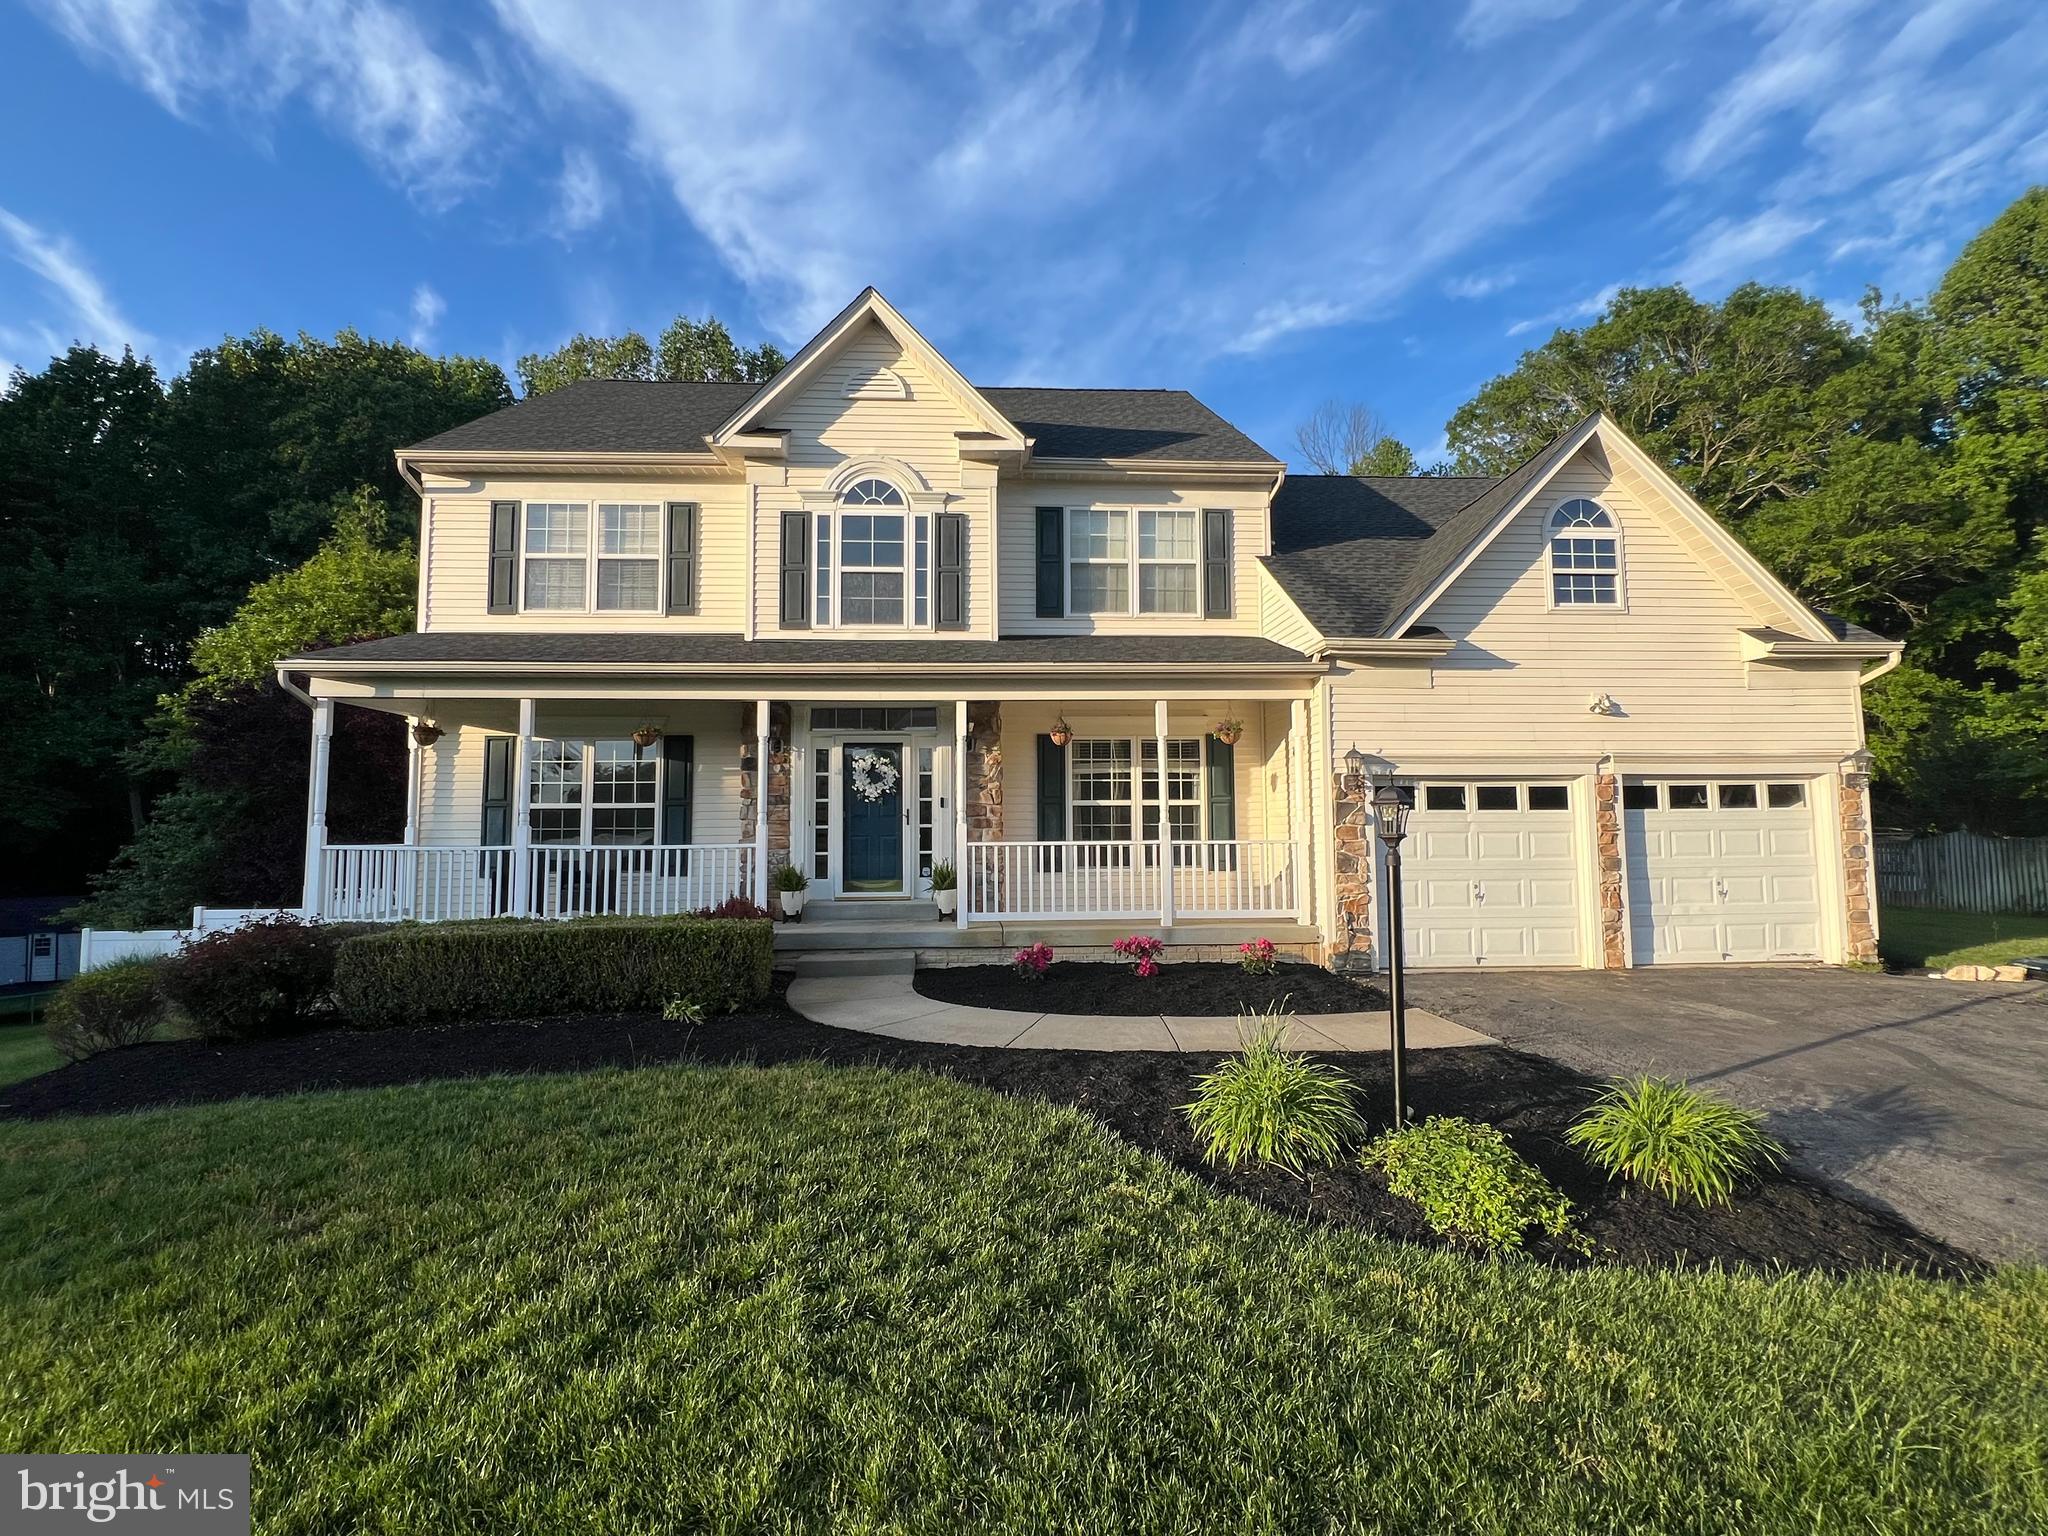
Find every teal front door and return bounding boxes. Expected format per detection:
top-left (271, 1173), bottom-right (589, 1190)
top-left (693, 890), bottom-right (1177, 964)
top-left (844, 743), bottom-right (904, 893)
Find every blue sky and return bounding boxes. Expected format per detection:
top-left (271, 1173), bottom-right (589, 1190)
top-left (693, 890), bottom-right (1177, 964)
top-left (2, 0), bottom-right (2045, 469)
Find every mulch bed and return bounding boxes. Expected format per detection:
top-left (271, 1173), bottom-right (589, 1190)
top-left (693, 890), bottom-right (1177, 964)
top-left (0, 988), bottom-right (1974, 1279)
top-left (915, 960), bottom-right (1388, 1016)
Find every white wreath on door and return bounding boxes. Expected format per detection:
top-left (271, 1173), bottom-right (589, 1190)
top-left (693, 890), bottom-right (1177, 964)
top-left (848, 751), bottom-right (900, 803)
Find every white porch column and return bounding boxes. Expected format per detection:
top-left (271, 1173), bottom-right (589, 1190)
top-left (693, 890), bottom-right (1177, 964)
top-left (1155, 698), bottom-right (1174, 928)
top-left (402, 718), bottom-right (423, 847)
top-left (954, 698), bottom-right (971, 928)
top-left (1290, 697), bottom-right (1311, 928)
top-left (510, 698), bottom-right (536, 917)
top-left (300, 697), bottom-right (334, 916)
top-left (755, 698), bottom-right (772, 908)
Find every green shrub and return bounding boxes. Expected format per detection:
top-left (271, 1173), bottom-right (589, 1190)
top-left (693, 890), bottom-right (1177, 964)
top-left (44, 957), bottom-right (174, 1061)
top-left (1182, 1008), bottom-right (1363, 1175)
top-left (1363, 1116), bottom-right (1574, 1253)
top-left (333, 917), bottom-right (774, 1029)
top-left (165, 915), bottom-right (368, 1042)
top-left (1565, 1075), bottom-right (1784, 1207)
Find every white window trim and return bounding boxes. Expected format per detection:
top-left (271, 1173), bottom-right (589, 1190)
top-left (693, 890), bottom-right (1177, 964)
top-left (1064, 507), bottom-right (1204, 618)
top-left (519, 501), bottom-right (666, 616)
top-left (526, 736), bottom-right (665, 846)
top-left (812, 481), bottom-right (933, 633)
top-left (1543, 497), bottom-right (1627, 612)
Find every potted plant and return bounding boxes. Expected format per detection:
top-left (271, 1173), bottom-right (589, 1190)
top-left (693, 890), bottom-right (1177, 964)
top-left (1048, 715), bottom-right (1073, 748)
top-left (411, 719), bottom-right (444, 748)
top-left (929, 860), bottom-right (957, 916)
top-left (772, 862), bottom-right (809, 918)
top-left (1213, 718), bottom-right (1244, 747)
top-left (631, 724), bottom-right (662, 759)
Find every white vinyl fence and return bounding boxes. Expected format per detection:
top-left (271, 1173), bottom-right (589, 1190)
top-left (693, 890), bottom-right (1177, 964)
top-left (1877, 831), bottom-right (2048, 914)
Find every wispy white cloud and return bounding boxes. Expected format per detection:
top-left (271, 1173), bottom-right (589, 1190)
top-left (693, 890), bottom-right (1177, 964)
top-left (1671, 206), bottom-right (1823, 291)
top-left (408, 283), bottom-right (445, 348)
top-left (1457, 0), bottom-right (1585, 47)
top-left (1443, 267), bottom-right (1522, 300)
top-left (1505, 281), bottom-right (1619, 338)
top-left (0, 205), bottom-right (150, 360)
top-left (554, 147), bottom-right (611, 233)
top-left (31, 0), bottom-right (504, 204)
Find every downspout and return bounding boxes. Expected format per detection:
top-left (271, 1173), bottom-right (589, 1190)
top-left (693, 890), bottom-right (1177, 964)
top-left (274, 666), bottom-right (316, 709)
top-left (1859, 652), bottom-right (1903, 686)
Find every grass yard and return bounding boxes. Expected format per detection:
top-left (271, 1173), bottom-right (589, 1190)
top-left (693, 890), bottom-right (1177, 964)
top-left (0, 1020), bottom-right (61, 1087)
top-left (1880, 905), bottom-right (2048, 970)
top-left (3, 1064), bottom-right (2043, 1533)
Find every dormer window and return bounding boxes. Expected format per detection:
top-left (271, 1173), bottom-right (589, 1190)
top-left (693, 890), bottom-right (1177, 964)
top-left (1548, 498), bottom-right (1621, 606)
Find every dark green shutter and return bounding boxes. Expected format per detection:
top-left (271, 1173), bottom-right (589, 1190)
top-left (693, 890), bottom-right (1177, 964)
top-left (481, 736), bottom-right (514, 843)
top-left (1206, 738), bottom-right (1236, 872)
top-left (662, 736), bottom-right (694, 871)
top-left (488, 501), bottom-right (519, 614)
top-left (665, 502), bottom-right (697, 615)
top-left (779, 510), bottom-right (810, 628)
top-left (935, 513), bottom-right (966, 629)
top-left (1035, 506), bottom-right (1064, 617)
top-left (1202, 508), bottom-right (1232, 618)
top-left (1036, 734), bottom-right (1067, 840)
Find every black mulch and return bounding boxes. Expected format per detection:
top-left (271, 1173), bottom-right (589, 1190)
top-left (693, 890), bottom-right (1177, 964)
top-left (915, 960), bottom-right (1388, 1016)
top-left (0, 988), bottom-right (1975, 1279)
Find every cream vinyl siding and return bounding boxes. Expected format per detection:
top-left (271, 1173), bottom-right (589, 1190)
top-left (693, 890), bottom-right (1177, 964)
top-left (415, 709), bottom-right (748, 846)
top-left (997, 484), bottom-right (1270, 635)
top-left (998, 702), bottom-right (1272, 844)
top-left (751, 319), bottom-right (999, 637)
top-left (1257, 566), bottom-right (1323, 653)
top-left (1331, 447), bottom-right (1866, 759)
top-left (423, 481), bottom-right (748, 632)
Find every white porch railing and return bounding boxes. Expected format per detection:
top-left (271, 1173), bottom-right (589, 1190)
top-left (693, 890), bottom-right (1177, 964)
top-left (963, 838), bottom-right (1300, 922)
top-left (318, 844), bottom-right (756, 923)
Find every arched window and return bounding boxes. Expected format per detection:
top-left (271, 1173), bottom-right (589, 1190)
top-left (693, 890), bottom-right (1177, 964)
top-left (842, 478), bottom-right (904, 506)
top-left (816, 478), bottom-right (916, 626)
top-left (1548, 498), bottom-right (1620, 606)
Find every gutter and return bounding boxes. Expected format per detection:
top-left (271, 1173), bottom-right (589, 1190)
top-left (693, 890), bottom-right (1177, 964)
top-left (274, 666), bottom-right (316, 708)
top-left (281, 657), bottom-right (1326, 679)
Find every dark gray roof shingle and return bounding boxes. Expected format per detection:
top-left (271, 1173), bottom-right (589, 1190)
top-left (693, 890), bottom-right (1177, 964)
top-left (1263, 474), bottom-right (1499, 636)
top-left (293, 632), bottom-right (1316, 670)
top-left (403, 380), bottom-right (1279, 463)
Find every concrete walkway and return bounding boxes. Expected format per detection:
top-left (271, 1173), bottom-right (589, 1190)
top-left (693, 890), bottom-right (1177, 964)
top-left (786, 972), bottom-right (1494, 1052)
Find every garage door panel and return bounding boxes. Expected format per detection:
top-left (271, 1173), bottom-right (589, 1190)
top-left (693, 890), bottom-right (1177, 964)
top-left (1767, 828), bottom-right (1813, 858)
top-left (1625, 778), bottom-right (1822, 964)
top-left (1528, 876), bottom-right (1576, 906)
top-left (1719, 874), bottom-right (1769, 905)
top-left (1667, 828), bottom-right (1716, 858)
top-left (1667, 874), bottom-right (1719, 907)
top-left (1419, 830), bottom-right (1472, 860)
top-left (1527, 829), bottom-right (1577, 860)
top-left (1716, 828), bottom-right (1766, 858)
top-left (1419, 878), bottom-right (1471, 909)
top-left (1769, 874), bottom-right (1817, 904)
top-left (1404, 780), bottom-right (1583, 968)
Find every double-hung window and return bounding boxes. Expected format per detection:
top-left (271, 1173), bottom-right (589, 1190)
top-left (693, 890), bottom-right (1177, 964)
top-left (817, 479), bottom-right (924, 628)
top-left (524, 503), bottom-right (588, 610)
top-left (1070, 738), bottom-right (1134, 841)
top-left (596, 504), bottom-right (661, 612)
top-left (1141, 738), bottom-right (1202, 843)
top-left (527, 738), bottom-right (660, 845)
top-left (1548, 498), bottom-right (1620, 606)
top-left (1067, 509), bottom-right (1200, 614)
top-left (1068, 510), bottom-right (1129, 614)
top-left (1137, 510), bottom-right (1198, 614)
top-left (1071, 736), bottom-right (1204, 853)
top-left (528, 740), bottom-right (586, 842)
top-left (840, 510), bottom-right (906, 624)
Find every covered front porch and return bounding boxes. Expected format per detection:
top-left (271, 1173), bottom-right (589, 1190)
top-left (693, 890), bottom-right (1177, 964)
top-left (289, 678), bottom-right (1321, 940)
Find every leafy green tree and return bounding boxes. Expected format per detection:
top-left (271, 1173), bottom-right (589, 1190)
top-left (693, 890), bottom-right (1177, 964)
top-left (1356, 437), bottom-right (1419, 476)
top-left (1294, 401), bottom-right (1416, 477)
top-left (519, 314), bottom-right (786, 397)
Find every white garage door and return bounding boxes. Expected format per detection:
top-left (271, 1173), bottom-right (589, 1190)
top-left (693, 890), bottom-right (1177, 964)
top-left (1400, 780), bottom-right (1582, 967)
top-left (1624, 778), bottom-right (1822, 964)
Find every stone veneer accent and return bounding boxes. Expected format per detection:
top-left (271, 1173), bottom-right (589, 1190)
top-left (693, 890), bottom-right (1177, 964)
top-left (1840, 768), bottom-right (1878, 963)
top-left (739, 703), bottom-right (794, 871)
top-left (965, 703), bottom-right (1003, 910)
top-left (1594, 769), bottom-right (1626, 969)
top-left (1330, 774), bottom-right (1374, 972)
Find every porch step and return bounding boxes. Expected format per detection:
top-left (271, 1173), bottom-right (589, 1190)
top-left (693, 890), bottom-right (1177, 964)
top-left (790, 950), bottom-right (917, 978)
top-left (800, 899), bottom-right (941, 925)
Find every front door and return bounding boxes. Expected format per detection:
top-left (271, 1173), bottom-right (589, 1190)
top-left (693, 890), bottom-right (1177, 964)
top-left (843, 742), bottom-right (904, 894)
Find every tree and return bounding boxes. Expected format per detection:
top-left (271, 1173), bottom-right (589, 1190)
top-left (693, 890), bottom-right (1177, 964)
top-left (519, 313), bottom-right (787, 397)
top-left (1295, 401), bottom-right (1416, 477)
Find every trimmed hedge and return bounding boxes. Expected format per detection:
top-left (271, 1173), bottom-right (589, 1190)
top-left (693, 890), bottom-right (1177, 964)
top-left (333, 917), bottom-right (775, 1029)
top-left (167, 915), bottom-right (374, 1042)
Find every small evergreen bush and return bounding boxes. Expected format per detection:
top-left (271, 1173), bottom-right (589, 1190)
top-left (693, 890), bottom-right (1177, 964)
top-left (333, 916), bottom-right (773, 1028)
top-left (165, 915), bottom-right (365, 1042)
top-left (44, 957), bottom-right (174, 1061)
top-left (1565, 1075), bottom-right (1784, 1206)
top-left (1182, 1008), bottom-right (1362, 1175)
top-left (1363, 1116), bottom-right (1574, 1253)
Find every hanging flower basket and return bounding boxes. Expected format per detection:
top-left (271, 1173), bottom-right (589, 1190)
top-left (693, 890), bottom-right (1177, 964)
top-left (631, 725), bottom-right (662, 759)
top-left (1048, 716), bottom-right (1074, 748)
top-left (848, 751), bottom-right (900, 802)
top-left (1214, 718), bottom-right (1244, 747)
top-left (411, 720), bottom-right (444, 748)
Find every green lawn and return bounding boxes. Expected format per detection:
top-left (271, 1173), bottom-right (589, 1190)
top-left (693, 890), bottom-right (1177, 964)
top-left (0, 1020), bottom-right (61, 1087)
top-left (1880, 905), bottom-right (2048, 970)
top-left (3, 1065), bottom-right (2043, 1533)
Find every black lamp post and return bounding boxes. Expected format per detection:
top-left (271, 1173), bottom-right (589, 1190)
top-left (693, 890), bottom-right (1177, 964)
top-left (1370, 778), bottom-right (1413, 1127)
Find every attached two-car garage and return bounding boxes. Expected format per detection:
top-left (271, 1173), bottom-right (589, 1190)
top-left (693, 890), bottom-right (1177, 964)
top-left (1393, 773), bottom-right (1826, 968)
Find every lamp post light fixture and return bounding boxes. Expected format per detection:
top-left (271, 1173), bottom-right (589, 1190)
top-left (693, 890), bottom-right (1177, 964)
top-left (1342, 742), bottom-right (1371, 793)
top-left (1370, 780), bottom-right (1414, 1128)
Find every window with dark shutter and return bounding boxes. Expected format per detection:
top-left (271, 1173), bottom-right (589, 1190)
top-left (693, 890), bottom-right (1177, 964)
top-left (1206, 738), bottom-right (1236, 871)
top-left (779, 509), bottom-right (810, 628)
top-left (481, 736), bottom-right (514, 844)
top-left (1036, 734), bottom-right (1067, 840)
top-left (488, 501), bottom-right (519, 614)
top-left (665, 502), bottom-right (698, 615)
top-left (1202, 508), bottom-right (1232, 618)
top-left (935, 512), bottom-right (966, 629)
top-left (662, 735), bottom-right (693, 870)
top-left (1035, 506), bottom-right (1065, 617)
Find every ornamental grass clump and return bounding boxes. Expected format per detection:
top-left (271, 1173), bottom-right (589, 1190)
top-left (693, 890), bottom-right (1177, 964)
top-left (1565, 1074), bottom-right (1784, 1207)
top-left (1182, 1006), bottom-right (1362, 1176)
top-left (1363, 1116), bottom-right (1575, 1254)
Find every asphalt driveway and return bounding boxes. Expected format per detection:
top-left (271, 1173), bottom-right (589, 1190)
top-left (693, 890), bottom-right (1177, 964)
top-left (1408, 967), bottom-right (2048, 1264)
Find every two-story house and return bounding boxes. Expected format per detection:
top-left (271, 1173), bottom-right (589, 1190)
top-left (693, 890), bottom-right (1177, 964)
top-left (284, 288), bottom-right (1899, 970)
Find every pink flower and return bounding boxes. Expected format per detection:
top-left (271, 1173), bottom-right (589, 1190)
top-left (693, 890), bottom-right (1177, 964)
top-left (1112, 934), bottom-right (1165, 975)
